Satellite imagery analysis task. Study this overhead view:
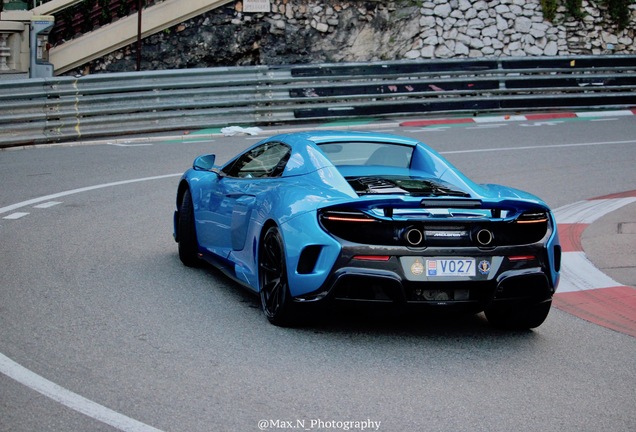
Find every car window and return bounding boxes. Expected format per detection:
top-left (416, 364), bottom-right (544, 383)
top-left (223, 142), bottom-right (291, 178)
top-left (319, 142), bottom-right (412, 168)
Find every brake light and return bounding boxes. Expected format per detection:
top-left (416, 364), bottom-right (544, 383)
top-left (508, 255), bottom-right (536, 262)
top-left (353, 255), bottom-right (391, 261)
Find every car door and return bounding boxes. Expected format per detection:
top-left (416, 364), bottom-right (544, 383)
top-left (197, 141), bottom-right (291, 258)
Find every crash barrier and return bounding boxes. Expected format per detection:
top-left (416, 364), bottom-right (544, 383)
top-left (1, 55), bottom-right (635, 147)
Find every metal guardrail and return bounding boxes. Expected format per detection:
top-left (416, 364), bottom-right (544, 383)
top-left (1, 55), bottom-right (635, 147)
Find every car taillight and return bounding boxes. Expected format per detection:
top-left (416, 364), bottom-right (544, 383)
top-left (321, 210), bottom-right (377, 223)
top-left (515, 212), bottom-right (549, 224)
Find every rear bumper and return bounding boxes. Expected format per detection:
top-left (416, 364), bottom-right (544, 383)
top-left (293, 244), bottom-right (558, 312)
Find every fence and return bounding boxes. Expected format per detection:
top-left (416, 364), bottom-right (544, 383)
top-left (1, 55), bottom-right (635, 147)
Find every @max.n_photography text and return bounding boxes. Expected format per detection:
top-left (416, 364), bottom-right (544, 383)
top-left (257, 418), bottom-right (382, 431)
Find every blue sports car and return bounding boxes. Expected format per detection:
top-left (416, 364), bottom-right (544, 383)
top-left (174, 131), bottom-right (560, 328)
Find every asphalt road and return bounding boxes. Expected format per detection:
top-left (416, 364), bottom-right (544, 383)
top-left (1, 115), bottom-right (635, 432)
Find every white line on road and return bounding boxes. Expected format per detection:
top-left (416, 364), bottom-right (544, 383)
top-left (555, 197), bottom-right (636, 224)
top-left (3, 212), bottom-right (29, 220)
top-left (33, 201), bottom-right (63, 209)
top-left (557, 251), bottom-right (623, 293)
top-left (0, 175), bottom-right (185, 430)
top-left (519, 121), bottom-right (564, 127)
top-left (107, 143), bottom-right (154, 147)
top-left (0, 353), bottom-right (164, 432)
top-left (553, 196), bottom-right (636, 294)
top-left (466, 124), bottom-right (507, 129)
top-left (408, 128), bottom-right (450, 132)
top-left (576, 110), bottom-right (634, 117)
top-left (0, 174), bottom-right (181, 215)
top-left (473, 115), bottom-right (528, 123)
top-left (439, 139), bottom-right (636, 155)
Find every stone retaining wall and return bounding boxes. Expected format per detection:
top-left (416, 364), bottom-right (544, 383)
top-left (77, 0), bottom-right (636, 74)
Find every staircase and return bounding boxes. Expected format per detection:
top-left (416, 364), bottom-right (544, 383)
top-left (33, 0), bottom-right (232, 74)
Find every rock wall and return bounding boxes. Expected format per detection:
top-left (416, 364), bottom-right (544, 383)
top-left (77, 0), bottom-right (636, 74)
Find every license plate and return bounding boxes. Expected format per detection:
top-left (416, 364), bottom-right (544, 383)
top-left (426, 259), bottom-right (475, 277)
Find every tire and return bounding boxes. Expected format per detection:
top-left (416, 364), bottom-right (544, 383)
top-left (178, 189), bottom-right (200, 267)
top-left (259, 226), bottom-right (297, 326)
top-left (485, 299), bottom-right (552, 330)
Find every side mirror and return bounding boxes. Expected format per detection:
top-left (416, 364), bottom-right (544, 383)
top-left (193, 154), bottom-right (216, 171)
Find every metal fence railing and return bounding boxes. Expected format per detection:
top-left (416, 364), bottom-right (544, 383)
top-left (1, 55), bottom-right (635, 147)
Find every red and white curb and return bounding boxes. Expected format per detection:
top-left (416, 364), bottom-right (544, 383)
top-left (401, 109), bottom-right (636, 127)
top-left (554, 191), bottom-right (636, 337)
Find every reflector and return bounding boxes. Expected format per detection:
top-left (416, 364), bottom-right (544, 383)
top-left (508, 255), bottom-right (536, 261)
top-left (353, 255), bottom-right (391, 261)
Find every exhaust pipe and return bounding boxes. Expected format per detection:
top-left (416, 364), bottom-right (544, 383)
top-left (476, 229), bottom-right (494, 246)
top-left (405, 228), bottom-right (423, 246)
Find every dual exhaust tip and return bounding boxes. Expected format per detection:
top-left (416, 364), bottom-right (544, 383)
top-left (404, 228), bottom-right (494, 247)
top-left (475, 228), bottom-right (494, 246)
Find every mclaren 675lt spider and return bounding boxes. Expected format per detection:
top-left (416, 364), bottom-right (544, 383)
top-left (174, 131), bottom-right (560, 328)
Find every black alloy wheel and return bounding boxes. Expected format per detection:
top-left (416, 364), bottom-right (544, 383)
top-left (178, 189), bottom-right (200, 267)
top-left (259, 226), bottom-right (297, 326)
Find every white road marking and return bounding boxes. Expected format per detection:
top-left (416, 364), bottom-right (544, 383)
top-left (410, 127), bottom-right (450, 132)
top-left (0, 175), bottom-right (185, 430)
top-left (3, 212), bottom-right (29, 220)
top-left (473, 115), bottom-right (527, 123)
top-left (519, 121), bottom-right (563, 127)
top-left (0, 353), bottom-right (164, 432)
top-left (33, 201), bottom-right (62, 209)
top-left (466, 124), bottom-right (507, 129)
top-left (557, 251), bottom-right (623, 293)
top-left (554, 196), bottom-right (636, 293)
top-left (440, 139), bottom-right (636, 155)
top-left (107, 143), bottom-right (154, 147)
top-left (576, 110), bottom-right (634, 117)
top-left (555, 198), bottom-right (636, 224)
top-left (0, 174), bottom-right (181, 216)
